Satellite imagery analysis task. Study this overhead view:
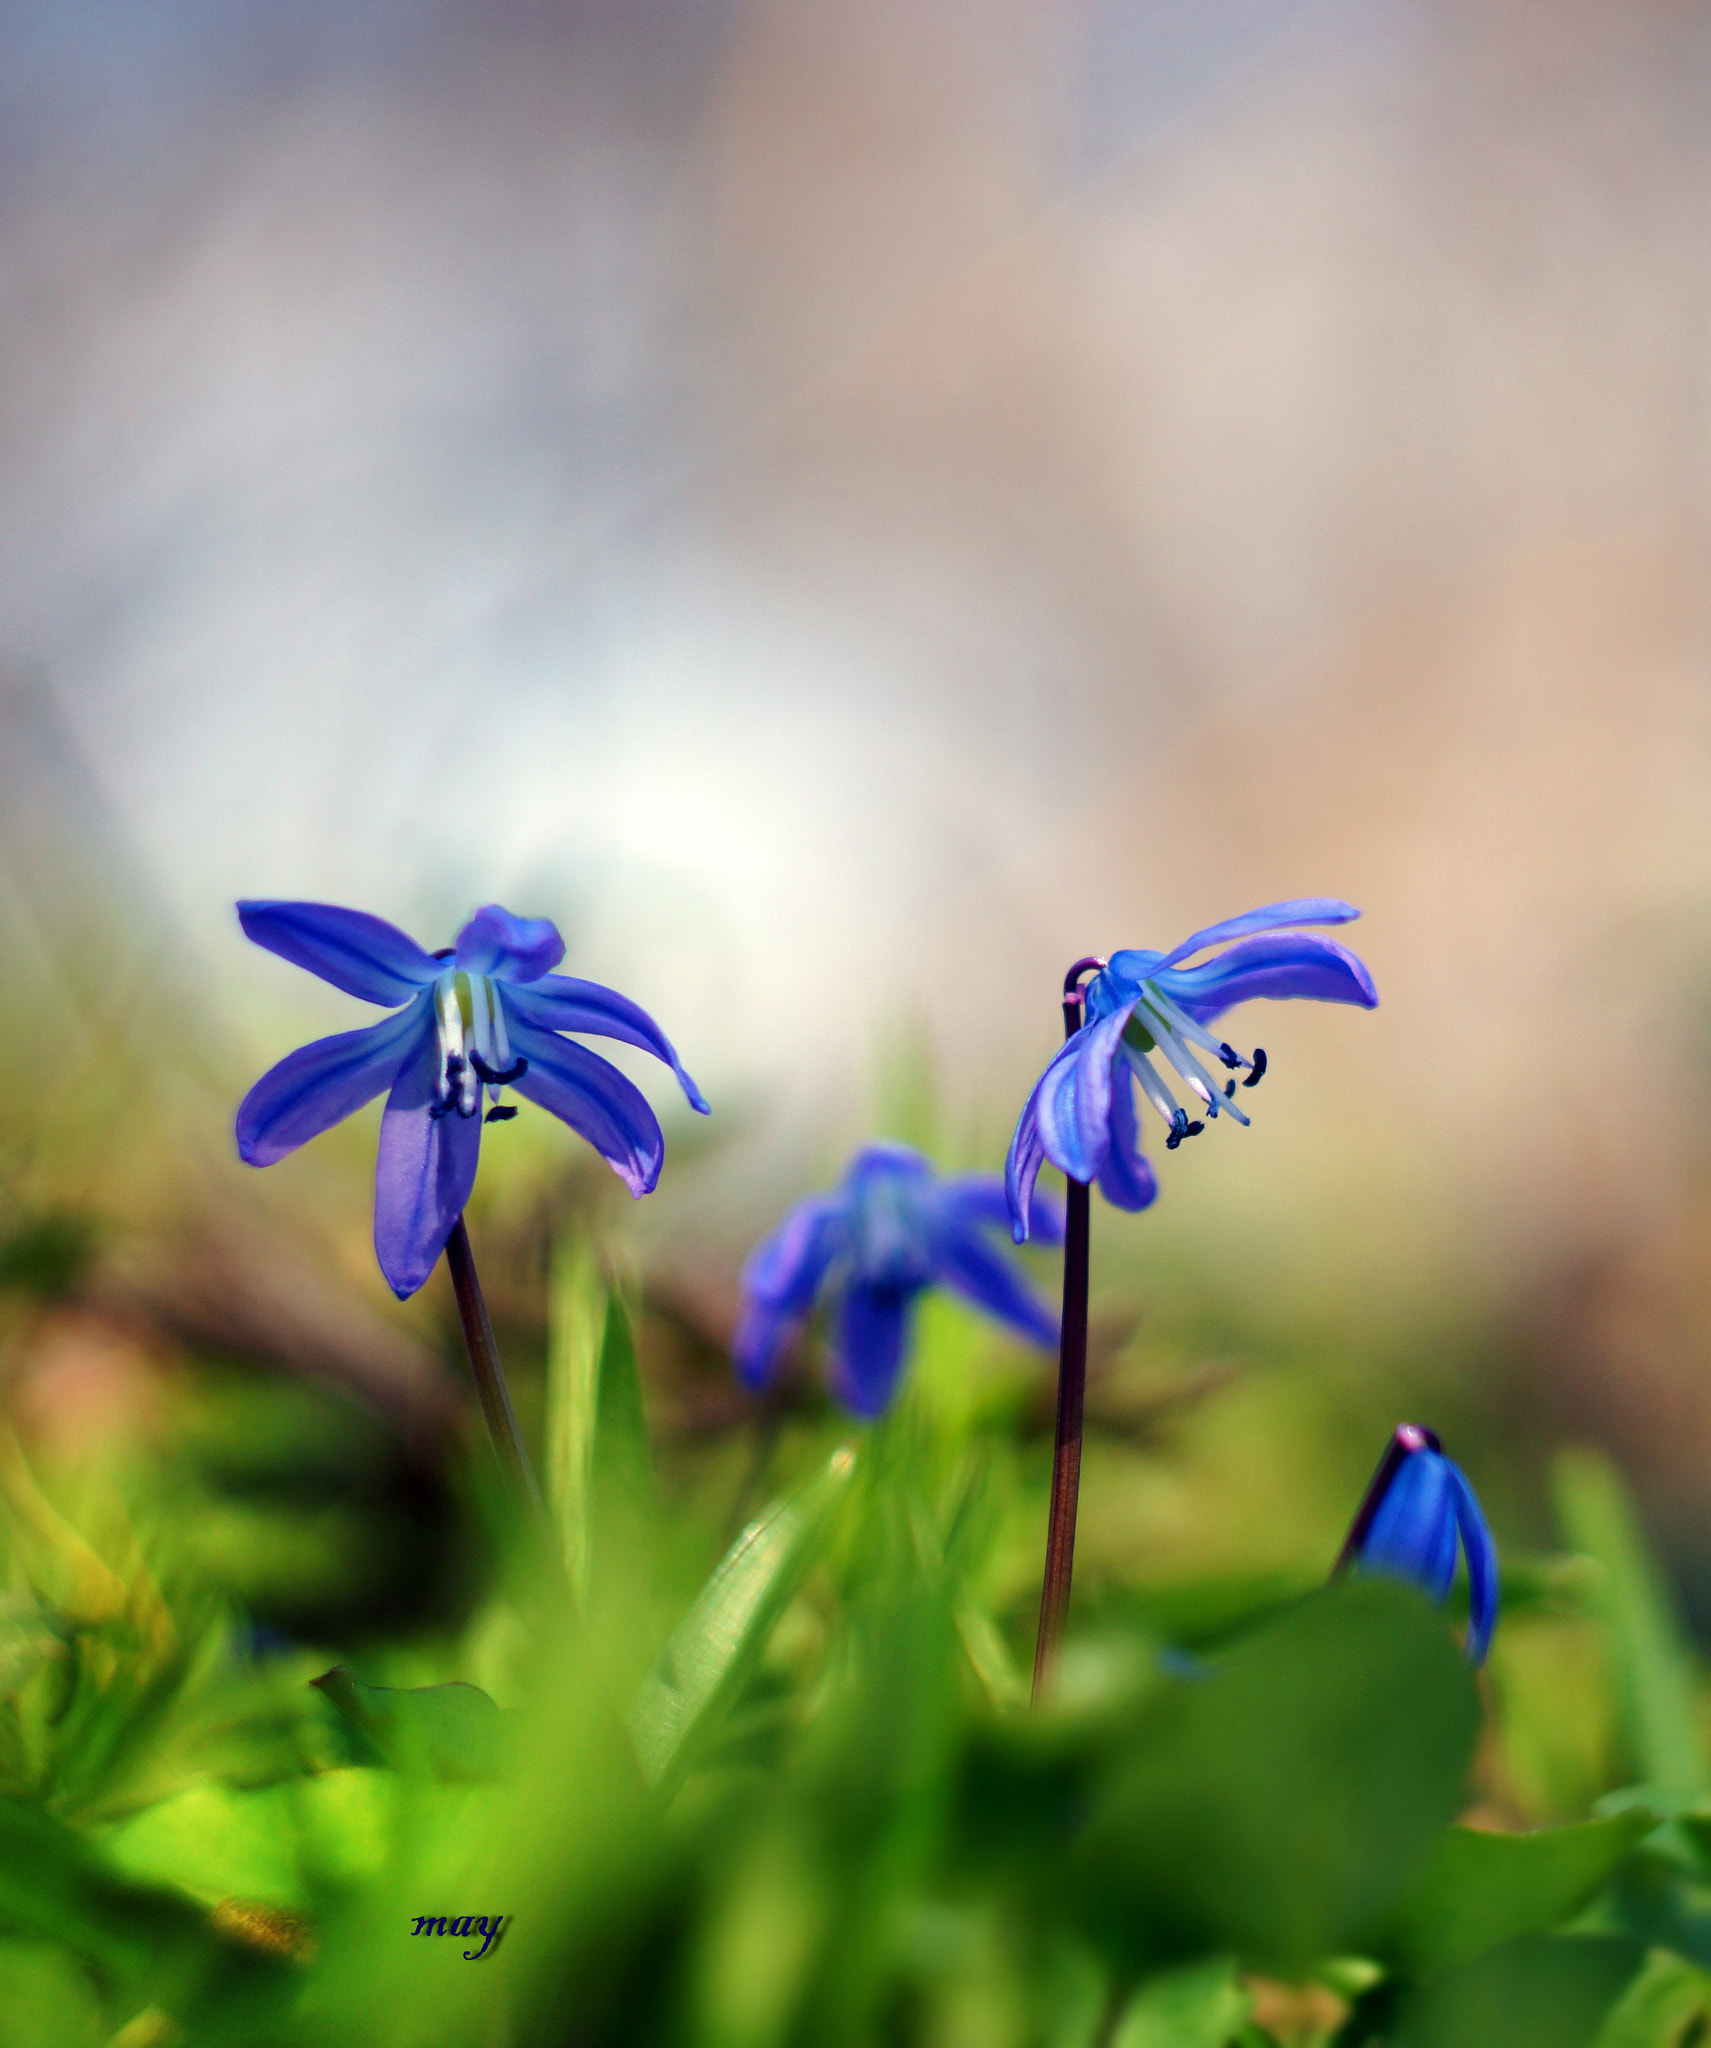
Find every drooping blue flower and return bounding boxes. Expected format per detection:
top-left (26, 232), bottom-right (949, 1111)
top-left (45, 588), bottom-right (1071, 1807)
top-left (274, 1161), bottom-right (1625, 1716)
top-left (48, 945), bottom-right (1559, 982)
top-left (735, 1142), bottom-right (1064, 1419)
top-left (235, 900), bottom-right (707, 1299)
top-left (1340, 1424), bottom-right (1498, 1664)
top-left (1005, 898), bottom-right (1378, 1241)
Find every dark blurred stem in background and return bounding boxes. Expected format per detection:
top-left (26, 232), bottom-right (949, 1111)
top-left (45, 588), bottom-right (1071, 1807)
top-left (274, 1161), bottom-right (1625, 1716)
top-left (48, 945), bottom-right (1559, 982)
top-left (445, 1216), bottom-right (547, 1525)
top-left (1032, 958), bottom-right (1104, 1705)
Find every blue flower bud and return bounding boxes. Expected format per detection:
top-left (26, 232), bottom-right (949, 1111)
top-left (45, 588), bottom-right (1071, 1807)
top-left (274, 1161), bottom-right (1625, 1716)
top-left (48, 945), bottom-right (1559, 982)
top-left (1338, 1424), bottom-right (1498, 1664)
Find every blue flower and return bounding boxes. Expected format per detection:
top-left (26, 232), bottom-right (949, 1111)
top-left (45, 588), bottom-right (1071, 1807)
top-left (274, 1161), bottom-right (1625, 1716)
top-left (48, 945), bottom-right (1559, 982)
top-left (235, 900), bottom-right (707, 1299)
top-left (735, 1142), bottom-right (1064, 1419)
top-left (1343, 1424), bottom-right (1498, 1664)
top-left (1005, 898), bottom-right (1378, 1240)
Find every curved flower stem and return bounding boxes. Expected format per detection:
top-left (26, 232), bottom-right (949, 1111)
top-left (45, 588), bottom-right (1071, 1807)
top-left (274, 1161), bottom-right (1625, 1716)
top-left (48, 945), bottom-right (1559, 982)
top-left (444, 1215), bottom-right (547, 1526)
top-left (1031, 956), bottom-right (1106, 1706)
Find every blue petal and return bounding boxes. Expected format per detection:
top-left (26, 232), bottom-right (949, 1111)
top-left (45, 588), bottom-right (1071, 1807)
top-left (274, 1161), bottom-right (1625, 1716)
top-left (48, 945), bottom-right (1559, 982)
top-left (1004, 1085), bottom-right (1048, 1244)
top-left (930, 1219), bottom-right (1057, 1348)
top-left (1021, 999), bottom-right (1138, 1195)
top-left (940, 1174), bottom-right (1063, 1248)
top-left (833, 1284), bottom-right (915, 1418)
top-left (1446, 1459), bottom-right (1499, 1665)
top-left (453, 904), bottom-right (566, 983)
top-left (732, 1302), bottom-right (799, 1390)
top-left (502, 976), bottom-right (709, 1113)
top-left (1153, 934), bottom-right (1378, 1026)
top-left (505, 1019), bottom-right (664, 1196)
top-left (236, 996), bottom-right (432, 1166)
top-left (741, 1192), bottom-right (849, 1313)
top-left (1144, 898), bottom-right (1362, 975)
top-left (1360, 1451), bottom-right (1458, 1601)
top-left (237, 901), bottom-right (440, 1005)
top-left (373, 1027), bottom-right (483, 1299)
top-left (1094, 1060), bottom-right (1159, 1212)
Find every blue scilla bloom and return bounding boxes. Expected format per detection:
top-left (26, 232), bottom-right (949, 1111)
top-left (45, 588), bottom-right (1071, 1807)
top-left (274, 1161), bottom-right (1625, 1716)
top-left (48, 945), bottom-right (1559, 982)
top-left (735, 1142), bottom-right (1064, 1419)
top-left (1340, 1424), bottom-right (1499, 1663)
top-left (235, 900), bottom-right (707, 1299)
top-left (1006, 898), bottom-right (1378, 1241)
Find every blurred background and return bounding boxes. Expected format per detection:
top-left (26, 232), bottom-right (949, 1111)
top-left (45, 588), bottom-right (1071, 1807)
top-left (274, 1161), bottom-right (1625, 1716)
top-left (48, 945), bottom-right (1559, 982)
top-left (2, 0), bottom-right (1710, 1740)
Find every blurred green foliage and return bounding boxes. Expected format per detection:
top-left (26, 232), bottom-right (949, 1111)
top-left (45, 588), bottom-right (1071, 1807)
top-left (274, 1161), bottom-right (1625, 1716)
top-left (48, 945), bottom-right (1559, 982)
top-left (1, 1221), bottom-right (1710, 2048)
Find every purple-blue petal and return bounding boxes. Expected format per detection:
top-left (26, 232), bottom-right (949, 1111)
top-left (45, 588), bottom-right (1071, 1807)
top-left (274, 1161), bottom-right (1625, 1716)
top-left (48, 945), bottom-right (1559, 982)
top-left (1031, 1001), bottom-right (1136, 1186)
top-left (1446, 1459), bottom-right (1499, 1665)
top-left (1359, 1451), bottom-right (1458, 1601)
top-left (501, 976), bottom-right (709, 1113)
top-left (732, 1301), bottom-right (799, 1391)
top-left (931, 1223), bottom-right (1057, 1349)
top-left (1145, 898), bottom-right (1362, 975)
top-left (505, 1019), bottom-right (664, 1196)
top-left (1153, 933), bottom-right (1378, 1026)
top-left (373, 1028), bottom-right (483, 1299)
top-left (237, 901), bottom-right (440, 1005)
top-left (1094, 1061), bottom-right (1159, 1212)
top-left (832, 1284), bottom-right (915, 1418)
top-left (236, 996), bottom-right (433, 1167)
top-left (453, 904), bottom-right (566, 983)
top-left (1004, 1087), bottom-right (1049, 1245)
top-left (741, 1191), bottom-right (848, 1314)
top-left (940, 1174), bottom-right (1063, 1248)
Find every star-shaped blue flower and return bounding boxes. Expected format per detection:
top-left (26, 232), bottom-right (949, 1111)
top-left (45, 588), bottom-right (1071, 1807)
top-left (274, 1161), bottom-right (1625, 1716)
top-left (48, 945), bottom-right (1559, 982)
top-left (1341, 1424), bottom-right (1498, 1663)
top-left (1006, 898), bottom-right (1378, 1240)
top-left (235, 900), bottom-right (707, 1299)
top-left (735, 1142), bottom-right (1063, 1419)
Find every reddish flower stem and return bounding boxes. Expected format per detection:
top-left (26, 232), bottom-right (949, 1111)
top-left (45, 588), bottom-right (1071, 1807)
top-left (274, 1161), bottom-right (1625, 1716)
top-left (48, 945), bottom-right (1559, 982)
top-left (444, 1215), bottom-right (547, 1524)
top-left (1031, 956), bottom-right (1105, 1706)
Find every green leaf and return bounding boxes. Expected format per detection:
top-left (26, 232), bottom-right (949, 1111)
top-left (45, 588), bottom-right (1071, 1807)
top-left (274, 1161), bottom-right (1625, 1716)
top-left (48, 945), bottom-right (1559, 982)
top-left (1113, 1956), bottom-right (1252, 2047)
top-left (628, 1448), bottom-right (856, 1793)
top-left (1390, 1935), bottom-right (1648, 2048)
top-left (1554, 1450), bottom-right (1705, 1799)
top-left (310, 1667), bottom-right (504, 1781)
top-left (545, 1242), bottom-right (656, 1615)
top-left (1073, 1578), bottom-right (1482, 1973)
top-left (1376, 1813), bottom-right (1657, 1976)
top-left (1592, 1948), bottom-right (1711, 2048)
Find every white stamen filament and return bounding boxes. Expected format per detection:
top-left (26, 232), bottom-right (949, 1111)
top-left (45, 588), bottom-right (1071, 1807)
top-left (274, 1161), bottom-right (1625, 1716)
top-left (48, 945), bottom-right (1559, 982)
top-left (1121, 1038), bottom-right (1183, 1125)
top-left (1139, 998), bottom-right (1221, 1111)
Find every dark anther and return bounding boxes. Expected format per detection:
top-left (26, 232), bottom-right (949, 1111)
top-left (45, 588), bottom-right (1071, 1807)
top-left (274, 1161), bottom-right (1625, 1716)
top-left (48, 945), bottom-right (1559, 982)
top-left (1218, 1042), bottom-right (1241, 1069)
top-left (429, 1098), bottom-right (455, 1121)
top-left (1241, 1047), bottom-right (1268, 1088)
top-left (1166, 1107), bottom-right (1190, 1150)
top-left (1165, 1129), bottom-right (1180, 1150)
top-left (1184, 1120), bottom-right (1205, 1137)
top-left (444, 1053), bottom-right (466, 1079)
top-left (484, 1105), bottom-right (518, 1124)
top-left (1224, 1080), bottom-right (1236, 1098)
top-left (469, 1053), bottom-right (528, 1085)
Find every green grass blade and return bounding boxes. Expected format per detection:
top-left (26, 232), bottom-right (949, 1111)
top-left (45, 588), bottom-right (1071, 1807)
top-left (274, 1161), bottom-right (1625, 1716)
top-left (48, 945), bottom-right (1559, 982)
top-left (629, 1448), bottom-right (855, 1793)
top-left (1553, 1449), bottom-right (1704, 1800)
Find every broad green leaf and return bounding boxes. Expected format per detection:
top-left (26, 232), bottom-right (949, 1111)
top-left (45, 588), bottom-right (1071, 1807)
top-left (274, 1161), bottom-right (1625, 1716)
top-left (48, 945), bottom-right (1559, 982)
top-left (1391, 1935), bottom-right (1648, 2048)
top-left (1074, 1578), bottom-right (1481, 1973)
top-left (99, 1780), bottom-right (305, 1910)
top-left (1554, 1450), bottom-right (1704, 1799)
top-left (629, 1448), bottom-right (855, 1792)
top-left (1592, 1949), bottom-right (1711, 2048)
top-left (311, 1667), bottom-right (504, 1781)
top-left (1377, 1812), bottom-right (1657, 1976)
top-left (1114, 1956), bottom-right (1252, 2047)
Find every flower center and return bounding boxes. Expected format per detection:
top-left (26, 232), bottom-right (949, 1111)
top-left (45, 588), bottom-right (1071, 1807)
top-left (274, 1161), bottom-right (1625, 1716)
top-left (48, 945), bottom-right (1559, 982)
top-left (1102, 975), bottom-right (1267, 1149)
top-left (430, 970), bottom-right (527, 1124)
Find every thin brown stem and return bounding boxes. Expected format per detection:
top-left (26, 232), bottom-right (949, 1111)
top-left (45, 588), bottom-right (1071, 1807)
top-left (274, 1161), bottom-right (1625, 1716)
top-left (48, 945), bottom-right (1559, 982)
top-left (1031, 956), bottom-right (1105, 1706)
top-left (444, 1215), bottom-right (547, 1524)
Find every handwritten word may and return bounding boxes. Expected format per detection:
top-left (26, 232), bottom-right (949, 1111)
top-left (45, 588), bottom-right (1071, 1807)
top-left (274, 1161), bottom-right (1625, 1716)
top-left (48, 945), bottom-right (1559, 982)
top-left (410, 1915), bottom-right (505, 1960)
